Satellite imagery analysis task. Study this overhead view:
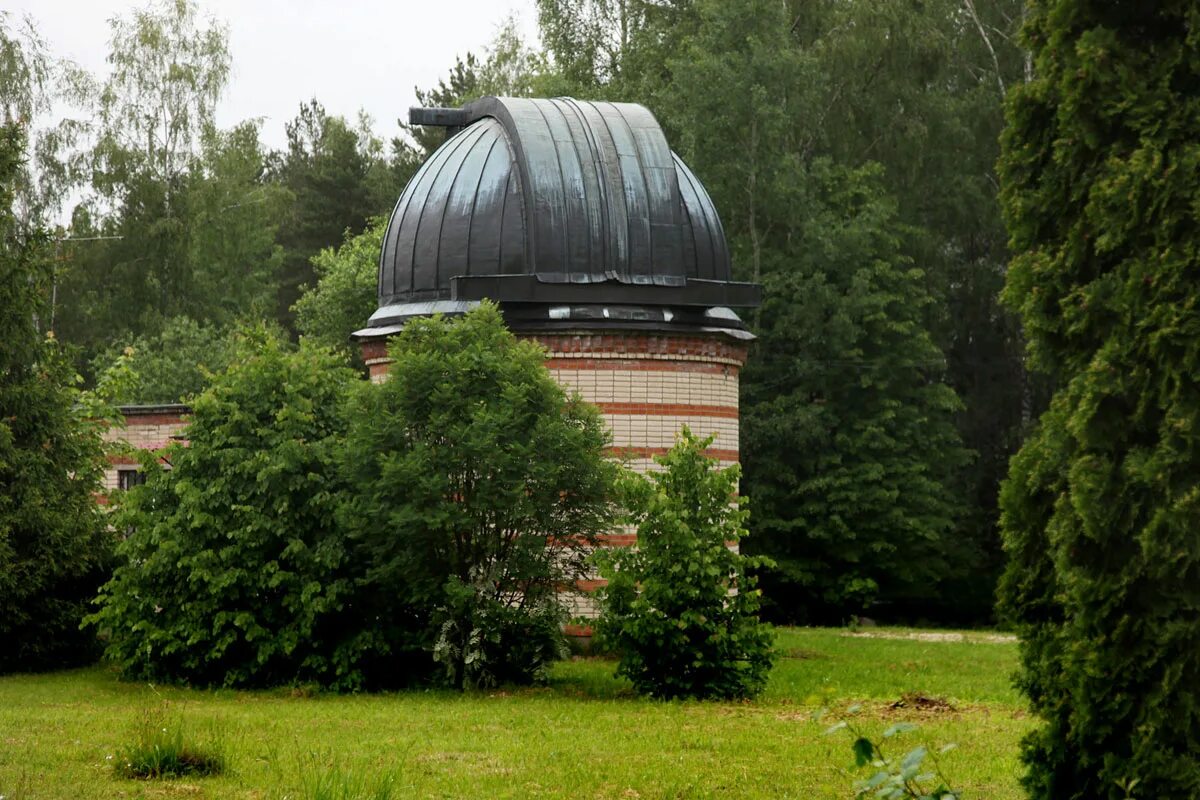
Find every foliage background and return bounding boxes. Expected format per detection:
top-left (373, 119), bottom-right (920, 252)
top-left (0, 121), bottom-right (111, 673)
top-left (4, 0), bottom-right (1042, 626)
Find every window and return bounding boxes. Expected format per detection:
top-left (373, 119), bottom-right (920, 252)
top-left (117, 469), bottom-right (146, 491)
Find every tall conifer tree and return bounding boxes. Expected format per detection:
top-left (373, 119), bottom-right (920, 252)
top-left (997, 3), bottom-right (1200, 797)
top-left (0, 122), bottom-right (109, 672)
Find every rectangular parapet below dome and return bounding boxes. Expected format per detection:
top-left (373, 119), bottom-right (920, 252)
top-left (450, 275), bottom-right (762, 308)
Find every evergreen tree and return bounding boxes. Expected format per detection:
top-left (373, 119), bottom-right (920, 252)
top-left (0, 122), bottom-right (110, 672)
top-left (405, 19), bottom-right (548, 157)
top-left (53, 0), bottom-right (287, 362)
top-left (272, 101), bottom-right (406, 329)
top-left (534, 0), bottom-right (1029, 622)
top-left (643, 0), bottom-right (971, 621)
top-left (183, 122), bottom-right (288, 323)
top-left (795, 0), bottom-right (1034, 612)
top-left (57, 117), bottom-right (285, 364)
top-left (997, 2), bottom-right (1200, 797)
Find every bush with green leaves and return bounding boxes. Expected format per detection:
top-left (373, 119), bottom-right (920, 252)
top-left (595, 428), bottom-right (775, 699)
top-left (0, 121), bottom-right (112, 673)
top-left (89, 330), bottom-right (367, 689)
top-left (996, 2), bottom-right (1200, 798)
top-left (340, 302), bottom-right (618, 689)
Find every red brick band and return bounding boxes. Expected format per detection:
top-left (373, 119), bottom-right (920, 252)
top-left (108, 452), bottom-right (173, 466)
top-left (563, 623), bottom-right (594, 637)
top-left (530, 333), bottom-right (748, 363)
top-left (545, 358), bottom-right (737, 375)
top-left (609, 446), bottom-right (740, 462)
top-left (119, 413), bottom-right (189, 426)
top-left (597, 402), bottom-right (738, 419)
top-left (360, 339), bottom-right (389, 361)
top-left (362, 331), bottom-right (747, 360)
top-left (548, 533), bottom-right (638, 548)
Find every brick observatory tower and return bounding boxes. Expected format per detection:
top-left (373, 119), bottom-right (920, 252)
top-left (354, 97), bottom-right (760, 615)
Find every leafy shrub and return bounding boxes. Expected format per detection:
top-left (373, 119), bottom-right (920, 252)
top-left (88, 315), bottom-right (249, 404)
top-left (113, 705), bottom-right (225, 779)
top-left (89, 330), bottom-right (368, 689)
top-left (823, 706), bottom-right (960, 800)
top-left (595, 427), bottom-right (775, 699)
top-left (292, 219), bottom-right (384, 365)
top-left (340, 303), bottom-right (618, 689)
top-left (0, 121), bottom-right (112, 673)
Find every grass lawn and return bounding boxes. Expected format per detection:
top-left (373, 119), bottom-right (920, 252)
top-left (0, 627), bottom-right (1032, 799)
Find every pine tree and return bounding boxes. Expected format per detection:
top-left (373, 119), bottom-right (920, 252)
top-left (0, 122), bottom-right (110, 672)
top-left (996, 3), bottom-right (1200, 797)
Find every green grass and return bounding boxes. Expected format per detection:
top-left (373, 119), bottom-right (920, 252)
top-left (0, 627), bottom-right (1031, 799)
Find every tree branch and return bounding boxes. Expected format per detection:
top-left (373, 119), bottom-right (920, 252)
top-left (963, 0), bottom-right (1006, 98)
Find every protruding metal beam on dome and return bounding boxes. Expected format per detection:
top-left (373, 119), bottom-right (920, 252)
top-left (408, 106), bottom-right (472, 127)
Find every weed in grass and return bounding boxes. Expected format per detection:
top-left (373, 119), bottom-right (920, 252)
top-left (274, 756), bottom-right (398, 800)
top-left (889, 693), bottom-right (955, 713)
top-left (783, 647), bottom-right (827, 660)
top-left (112, 703), bottom-right (226, 779)
top-left (0, 769), bottom-right (32, 800)
top-left (822, 704), bottom-right (961, 799)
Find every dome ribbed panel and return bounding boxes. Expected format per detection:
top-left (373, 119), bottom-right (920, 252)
top-left (673, 153), bottom-right (730, 282)
top-left (378, 118), bottom-right (520, 306)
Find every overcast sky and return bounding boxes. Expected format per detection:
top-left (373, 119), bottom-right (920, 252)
top-left (10, 0), bottom-right (541, 148)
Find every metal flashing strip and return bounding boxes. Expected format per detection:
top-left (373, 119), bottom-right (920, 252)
top-left (451, 274), bottom-right (762, 308)
top-left (360, 299), bottom-right (481, 333)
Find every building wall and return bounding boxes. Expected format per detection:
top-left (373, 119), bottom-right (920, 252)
top-left (363, 333), bottom-right (745, 468)
top-left (99, 406), bottom-right (190, 503)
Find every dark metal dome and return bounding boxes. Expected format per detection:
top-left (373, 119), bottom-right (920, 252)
top-left (359, 97), bottom-right (760, 337)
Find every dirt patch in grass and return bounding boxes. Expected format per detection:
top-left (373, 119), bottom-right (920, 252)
top-left (415, 750), bottom-right (513, 776)
top-left (842, 631), bottom-right (1016, 644)
top-left (890, 692), bottom-right (955, 713)
top-left (782, 647), bottom-right (828, 660)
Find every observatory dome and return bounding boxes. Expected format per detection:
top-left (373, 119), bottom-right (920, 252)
top-left (359, 97), bottom-right (759, 337)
